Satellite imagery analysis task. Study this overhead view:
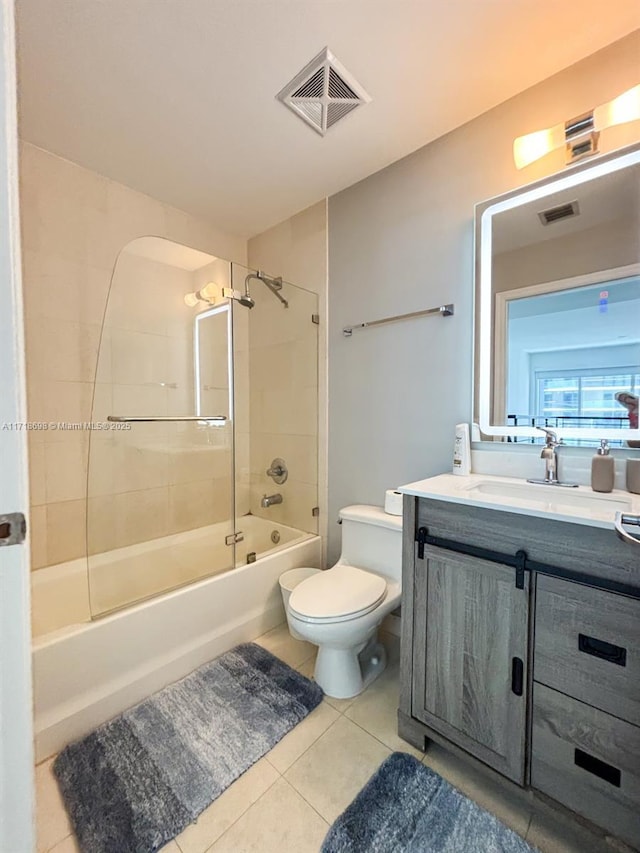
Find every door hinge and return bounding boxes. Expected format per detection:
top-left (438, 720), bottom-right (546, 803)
top-left (0, 512), bottom-right (27, 546)
top-left (416, 527), bottom-right (427, 560)
top-left (225, 531), bottom-right (244, 546)
top-left (311, 506), bottom-right (320, 517)
top-left (311, 314), bottom-right (320, 325)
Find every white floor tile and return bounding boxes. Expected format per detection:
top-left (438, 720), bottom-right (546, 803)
top-left (176, 757), bottom-right (279, 853)
top-left (267, 701), bottom-right (340, 774)
top-left (345, 663), bottom-right (423, 758)
top-left (284, 715), bottom-right (391, 823)
top-left (207, 777), bottom-right (329, 853)
top-left (36, 758), bottom-right (74, 853)
top-left (254, 623), bottom-right (315, 668)
top-left (47, 835), bottom-right (80, 853)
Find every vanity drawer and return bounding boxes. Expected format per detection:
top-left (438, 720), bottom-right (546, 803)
top-left (532, 683), bottom-right (640, 850)
top-left (534, 575), bottom-right (640, 725)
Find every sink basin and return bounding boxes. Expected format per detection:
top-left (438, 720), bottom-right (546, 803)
top-left (466, 479), bottom-right (632, 513)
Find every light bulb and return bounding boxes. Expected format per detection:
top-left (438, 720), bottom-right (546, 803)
top-left (184, 292), bottom-right (200, 307)
top-left (594, 84), bottom-right (640, 131)
top-left (513, 122), bottom-right (565, 169)
top-left (200, 282), bottom-right (218, 302)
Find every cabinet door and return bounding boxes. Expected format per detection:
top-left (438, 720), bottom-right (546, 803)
top-left (413, 545), bottom-right (529, 783)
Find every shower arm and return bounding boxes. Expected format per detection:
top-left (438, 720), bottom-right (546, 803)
top-left (245, 272), bottom-right (289, 308)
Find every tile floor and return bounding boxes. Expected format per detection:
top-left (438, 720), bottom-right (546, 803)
top-left (37, 624), bottom-right (630, 853)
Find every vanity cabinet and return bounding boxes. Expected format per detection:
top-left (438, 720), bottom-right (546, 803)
top-left (412, 546), bottom-right (529, 783)
top-left (399, 494), bottom-right (640, 850)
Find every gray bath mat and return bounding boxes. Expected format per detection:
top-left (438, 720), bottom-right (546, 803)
top-left (54, 642), bottom-right (323, 853)
top-left (322, 752), bottom-right (537, 852)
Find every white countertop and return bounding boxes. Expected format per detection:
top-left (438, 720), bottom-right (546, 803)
top-left (398, 473), bottom-right (640, 530)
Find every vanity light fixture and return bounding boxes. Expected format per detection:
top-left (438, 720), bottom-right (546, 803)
top-left (183, 282), bottom-right (220, 307)
top-left (513, 83), bottom-right (640, 170)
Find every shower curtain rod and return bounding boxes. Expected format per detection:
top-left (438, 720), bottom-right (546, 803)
top-left (342, 303), bottom-right (454, 337)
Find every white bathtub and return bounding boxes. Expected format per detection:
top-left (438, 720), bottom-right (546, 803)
top-left (32, 516), bottom-right (321, 761)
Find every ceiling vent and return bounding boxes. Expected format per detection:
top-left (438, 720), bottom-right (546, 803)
top-left (538, 200), bottom-right (581, 226)
top-left (277, 47), bottom-right (370, 136)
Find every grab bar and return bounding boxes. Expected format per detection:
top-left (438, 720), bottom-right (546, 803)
top-left (107, 415), bottom-right (227, 423)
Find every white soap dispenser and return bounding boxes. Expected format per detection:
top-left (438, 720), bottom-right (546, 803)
top-left (452, 423), bottom-right (471, 476)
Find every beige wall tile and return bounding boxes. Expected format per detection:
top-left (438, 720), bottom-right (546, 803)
top-left (86, 495), bottom-right (116, 556)
top-left (41, 381), bottom-right (94, 431)
top-left (29, 505), bottom-right (48, 570)
top-left (44, 438), bottom-right (89, 503)
top-left (114, 487), bottom-right (169, 549)
top-left (46, 499), bottom-right (87, 565)
top-left (113, 442), bottom-right (169, 493)
top-left (28, 439), bottom-right (47, 506)
top-left (169, 478), bottom-right (232, 533)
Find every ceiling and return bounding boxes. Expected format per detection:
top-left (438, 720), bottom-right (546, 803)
top-left (15, 1), bottom-right (640, 238)
top-left (493, 164), bottom-right (640, 253)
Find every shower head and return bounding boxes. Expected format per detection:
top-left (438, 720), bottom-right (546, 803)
top-left (240, 274), bottom-right (256, 309)
top-left (238, 293), bottom-right (255, 309)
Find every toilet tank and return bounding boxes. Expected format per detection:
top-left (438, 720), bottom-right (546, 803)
top-left (338, 505), bottom-right (403, 582)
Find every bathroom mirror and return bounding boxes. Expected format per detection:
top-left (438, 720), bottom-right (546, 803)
top-left (475, 143), bottom-right (640, 443)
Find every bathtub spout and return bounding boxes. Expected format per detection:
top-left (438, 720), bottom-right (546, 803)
top-left (261, 493), bottom-right (283, 508)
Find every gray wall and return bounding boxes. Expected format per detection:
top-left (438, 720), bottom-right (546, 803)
top-left (327, 31), bottom-right (640, 562)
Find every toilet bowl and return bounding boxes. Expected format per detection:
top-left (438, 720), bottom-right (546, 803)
top-left (287, 505), bottom-right (402, 699)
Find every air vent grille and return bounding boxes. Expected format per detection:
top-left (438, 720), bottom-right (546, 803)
top-left (327, 101), bottom-right (359, 128)
top-left (277, 47), bottom-right (370, 136)
top-left (328, 67), bottom-right (357, 99)
top-left (538, 200), bottom-right (580, 225)
top-left (292, 67), bottom-right (325, 99)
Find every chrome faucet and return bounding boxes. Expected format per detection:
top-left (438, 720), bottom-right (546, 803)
top-left (527, 427), bottom-right (578, 488)
top-left (261, 493), bottom-right (283, 508)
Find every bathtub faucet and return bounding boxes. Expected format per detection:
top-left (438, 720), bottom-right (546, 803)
top-left (261, 493), bottom-right (283, 508)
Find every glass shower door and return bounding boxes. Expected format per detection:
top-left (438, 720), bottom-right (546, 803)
top-left (231, 262), bottom-right (319, 562)
top-left (86, 238), bottom-right (237, 617)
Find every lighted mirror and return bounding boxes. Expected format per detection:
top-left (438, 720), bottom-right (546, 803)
top-left (475, 143), bottom-right (640, 444)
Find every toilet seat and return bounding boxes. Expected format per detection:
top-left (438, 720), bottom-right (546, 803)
top-left (288, 564), bottom-right (387, 624)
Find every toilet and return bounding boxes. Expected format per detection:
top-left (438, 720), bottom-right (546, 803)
top-left (287, 504), bottom-right (402, 699)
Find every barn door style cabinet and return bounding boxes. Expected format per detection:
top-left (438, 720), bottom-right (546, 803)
top-left (398, 489), bottom-right (640, 850)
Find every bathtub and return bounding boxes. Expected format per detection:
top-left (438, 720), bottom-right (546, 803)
top-left (32, 516), bottom-right (321, 761)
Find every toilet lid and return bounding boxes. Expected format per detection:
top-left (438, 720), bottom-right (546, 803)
top-left (289, 564), bottom-right (387, 622)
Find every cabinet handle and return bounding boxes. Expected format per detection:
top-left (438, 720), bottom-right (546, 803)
top-left (511, 657), bottom-right (524, 696)
top-left (574, 748), bottom-right (621, 787)
top-left (578, 633), bottom-right (627, 667)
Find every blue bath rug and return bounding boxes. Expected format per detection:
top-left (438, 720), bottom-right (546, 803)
top-left (322, 752), bottom-right (537, 852)
top-left (54, 642), bottom-right (322, 853)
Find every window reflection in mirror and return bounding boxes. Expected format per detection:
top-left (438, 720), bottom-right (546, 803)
top-left (502, 275), bottom-right (640, 443)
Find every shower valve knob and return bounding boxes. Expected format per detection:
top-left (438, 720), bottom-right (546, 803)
top-left (266, 457), bottom-right (288, 484)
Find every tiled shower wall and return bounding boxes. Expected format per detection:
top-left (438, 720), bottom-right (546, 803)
top-left (247, 201), bottom-right (328, 545)
top-left (20, 142), bottom-right (246, 571)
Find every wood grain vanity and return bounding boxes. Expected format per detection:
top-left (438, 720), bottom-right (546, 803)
top-left (398, 485), bottom-right (640, 850)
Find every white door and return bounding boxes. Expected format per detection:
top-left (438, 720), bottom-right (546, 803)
top-left (0, 1), bottom-right (36, 850)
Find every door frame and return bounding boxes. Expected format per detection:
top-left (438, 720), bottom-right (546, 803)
top-left (0, 0), bottom-right (36, 849)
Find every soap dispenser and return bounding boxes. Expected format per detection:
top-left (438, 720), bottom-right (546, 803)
top-left (591, 439), bottom-right (614, 493)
